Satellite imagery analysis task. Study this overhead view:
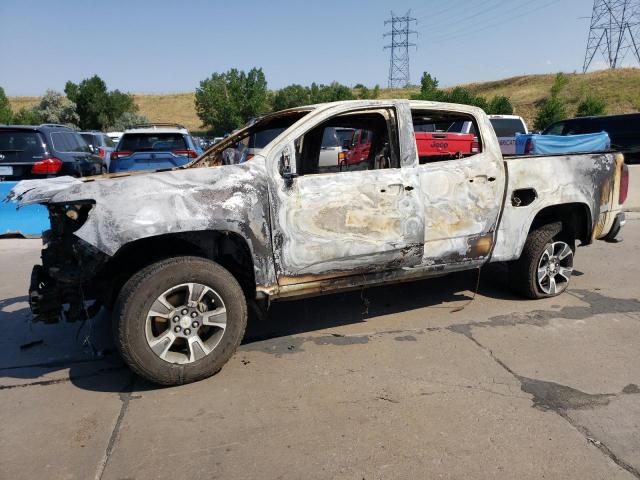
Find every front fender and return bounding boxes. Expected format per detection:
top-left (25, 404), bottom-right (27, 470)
top-left (49, 162), bottom-right (276, 285)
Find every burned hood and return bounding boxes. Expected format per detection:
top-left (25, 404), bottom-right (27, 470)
top-left (6, 176), bottom-right (84, 206)
top-left (8, 162), bottom-right (271, 259)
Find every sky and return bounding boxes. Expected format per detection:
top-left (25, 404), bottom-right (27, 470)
top-left (0, 0), bottom-right (629, 96)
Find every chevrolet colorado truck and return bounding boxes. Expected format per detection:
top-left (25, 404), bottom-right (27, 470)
top-left (8, 100), bottom-right (628, 386)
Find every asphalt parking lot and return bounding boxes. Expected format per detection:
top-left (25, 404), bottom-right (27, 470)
top-left (1, 215), bottom-right (639, 480)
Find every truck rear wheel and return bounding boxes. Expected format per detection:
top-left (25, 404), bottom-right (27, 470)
top-left (113, 256), bottom-right (247, 385)
top-left (511, 223), bottom-right (574, 299)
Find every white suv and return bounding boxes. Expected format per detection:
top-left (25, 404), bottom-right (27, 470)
top-left (488, 115), bottom-right (528, 155)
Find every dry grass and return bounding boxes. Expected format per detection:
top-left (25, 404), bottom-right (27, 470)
top-left (132, 93), bottom-right (199, 131)
top-left (8, 93), bottom-right (202, 131)
top-left (8, 96), bottom-right (39, 111)
top-left (460, 68), bottom-right (640, 125)
top-left (9, 68), bottom-right (640, 131)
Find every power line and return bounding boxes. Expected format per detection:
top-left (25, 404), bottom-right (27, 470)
top-left (412, 1), bottom-right (473, 21)
top-left (384, 11), bottom-right (418, 88)
top-left (425, 0), bottom-right (556, 44)
top-left (419, 0), bottom-right (526, 39)
top-left (583, 0), bottom-right (640, 71)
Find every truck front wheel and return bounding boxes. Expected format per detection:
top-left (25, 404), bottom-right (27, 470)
top-left (113, 256), bottom-right (247, 385)
top-left (511, 223), bottom-right (574, 299)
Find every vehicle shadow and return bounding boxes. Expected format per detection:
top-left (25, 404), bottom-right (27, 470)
top-left (0, 266), bottom-right (516, 393)
top-left (245, 269), bottom-right (478, 342)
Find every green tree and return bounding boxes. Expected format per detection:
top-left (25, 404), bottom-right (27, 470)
top-left (65, 75), bottom-right (137, 130)
top-left (358, 86), bottom-right (371, 99)
top-left (308, 82), bottom-right (354, 103)
top-left (65, 76), bottom-right (110, 129)
top-left (550, 72), bottom-right (569, 98)
top-left (533, 73), bottom-right (569, 131)
top-left (576, 95), bottom-right (606, 117)
top-left (273, 84), bottom-right (310, 111)
top-left (372, 84), bottom-right (381, 99)
top-left (107, 111), bottom-right (150, 131)
top-left (487, 95), bottom-right (514, 115)
top-left (195, 68), bottom-right (269, 135)
top-left (107, 90), bottom-right (137, 123)
top-left (13, 107), bottom-right (41, 125)
top-left (412, 72), bottom-right (441, 100)
top-left (444, 87), bottom-right (488, 110)
top-left (0, 87), bottom-right (12, 124)
top-left (533, 96), bottom-right (567, 131)
top-left (34, 90), bottom-right (79, 127)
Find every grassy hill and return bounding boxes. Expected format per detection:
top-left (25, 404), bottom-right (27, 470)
top-left (460, 68), bottom-right (640, 127)
top-left (9, 68), bottom-right (640, 132)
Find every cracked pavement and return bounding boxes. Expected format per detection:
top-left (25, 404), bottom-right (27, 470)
top-left (1, 214), bottom-right (639, 479)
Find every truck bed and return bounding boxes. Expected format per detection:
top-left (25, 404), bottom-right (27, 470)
top-left (491, 151), bottom-right (624, 262)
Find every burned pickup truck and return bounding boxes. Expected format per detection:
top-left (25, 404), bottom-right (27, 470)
top-left (8, 100), bottom-right (628, 385)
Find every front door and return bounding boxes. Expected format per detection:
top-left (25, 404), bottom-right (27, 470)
top-left (269, 103), bottom-right (424, 284)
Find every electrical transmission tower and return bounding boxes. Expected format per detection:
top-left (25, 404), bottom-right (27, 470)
top-left (384, 10), bottom-right (417, 88)
top-left (583, 0), bottom-right (640, 72)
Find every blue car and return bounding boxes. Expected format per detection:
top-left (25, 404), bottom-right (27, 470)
top-left (110, 123), bottom-right (203, 173)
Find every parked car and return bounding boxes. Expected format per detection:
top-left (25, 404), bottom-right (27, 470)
top-left (0, 124), bottom-right (105, 180)
top-left (244, 126), bottom-right (353, 168)
top-left (446, 115), bottom-right (527, 155)
top-left (415, 131), bottom-right (477, 161)
top-left (11, 100), bottom-right (627, 386)
top-left (244, 126), bottom-right (352, 167)
top-left (543, 113), bottom-right (640, 163)
top-left (109, 123), bottom-right (201, 173)
top-left (191, 136), bottom-right (211, 152)
top-left (245, 126), bottom-right (287, 162)
top-left (345, 129), bottom-right (372, 165)
top-left (488, 115), bottom-right (528, 155)
top-left (79, 131), bottom-right (116, 170)
top-left (318, 127), bottom-right (347, 168)
top-left (106, 131), bottom-right (123, 144)
top-left (335, 127), bottom-right (355, 149)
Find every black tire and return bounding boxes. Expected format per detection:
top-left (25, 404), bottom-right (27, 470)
top-left (510, 222), bottom-right (573, 299)
top-left (113, 256), bottom-right (247, 385)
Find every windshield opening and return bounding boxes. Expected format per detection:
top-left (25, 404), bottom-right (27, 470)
top-left (192, 109), bottom-right (312, 167)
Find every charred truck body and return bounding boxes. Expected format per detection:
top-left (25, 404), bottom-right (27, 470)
top-left (9, 100), bottom-right (628, 385)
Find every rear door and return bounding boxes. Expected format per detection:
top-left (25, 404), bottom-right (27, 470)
top-left (79, 133), bottom-right (97, 153)
top-left (413, 107), bottom-right (506, 267)
top-left (51, 131), bottom-right (101, 176)
top-left (0, 129), bottom-right (48, 180)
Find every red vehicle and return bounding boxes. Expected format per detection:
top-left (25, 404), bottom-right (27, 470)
top-left (414, 131), bottom-right (478, 162)
top-left (346, 128), bottom-right (478, 165)
top-left (345, 129), bottom-right (371, 165)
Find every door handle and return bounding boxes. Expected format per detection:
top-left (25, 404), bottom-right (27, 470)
top-left (381, 184), bottom-right (414, 194)
top-left (469, 175), bottom-right (497, 183)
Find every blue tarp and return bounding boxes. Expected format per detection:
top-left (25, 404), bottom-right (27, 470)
top-left (515, 132), bottom-right (611, 155)
top-left (0, 182), bottom-right (49, 237)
